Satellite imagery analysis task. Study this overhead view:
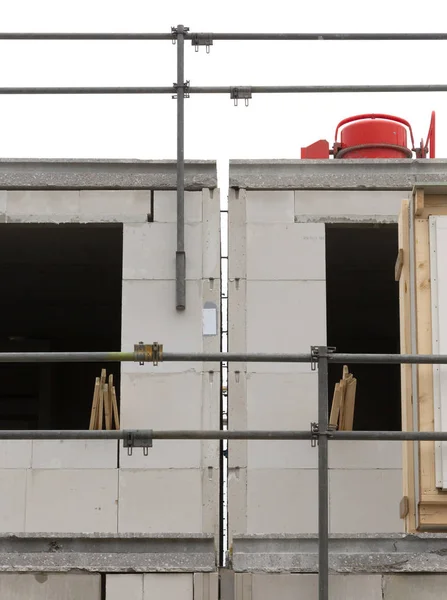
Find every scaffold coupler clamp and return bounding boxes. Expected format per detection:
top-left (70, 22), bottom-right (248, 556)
top-left (230, 86), bottom-right (252, 107)
top-left (191, 33), bottom-right (213, 53)
top-left (311, 422), bottom-right (319, 447)
top-left (134, 342), bottom-right (163, 366)
top-left (123, 430), bottom-right (153, 456)
top-left (310, 345), bottom-right (336, 370)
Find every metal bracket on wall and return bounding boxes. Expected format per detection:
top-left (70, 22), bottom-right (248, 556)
top-left (191, 33), bottom-right (213, 53)
top-left (123, 430), bottom-right (153, 456)
top-left (230, 86), bottom-right (252, 106)
top-left (134, 342), bottom-right (163, 366)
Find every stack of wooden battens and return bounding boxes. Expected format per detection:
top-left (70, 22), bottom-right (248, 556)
top-left (329, 365), bottom-right (357, 431)
top-left (89, 369), bottom-right (120, 430)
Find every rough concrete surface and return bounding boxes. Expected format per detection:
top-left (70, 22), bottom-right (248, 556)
top-left (0, 572), bottom-right (100, 599)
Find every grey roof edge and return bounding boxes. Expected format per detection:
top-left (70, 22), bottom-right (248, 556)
top-left (0, 159), bottom-right (217, 190)
top-left (0, 533), bottom-right (216, 573)
top-left (229, 159), bottom-right (447, 190)
top-left (231, 534), bottom-right (447, 574)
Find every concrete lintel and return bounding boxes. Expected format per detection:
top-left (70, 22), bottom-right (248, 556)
top-left (231, 534), bottom-right (447, 573)
top-left (0, 159), bottom-right (217, 190)
top-left (0, 533), bottom-right (216, 572)
top-left (229, 159), bottom-right (447, 190)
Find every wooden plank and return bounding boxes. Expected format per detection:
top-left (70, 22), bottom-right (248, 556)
top-left (329, 383), bottom-right (342, 429)
top-left (414, 188), bottom-right (425, 216)
top-left (414, 218), bottom-right (436, 500)
top-left (398, 200), bottom-right (416, 531)
top-left (341, 376), bottom-right (357, 431)
top-left (395, 249), bottom-right (404, 282)
top-left (111, 386), bottom-right (120, 430)
top-left (89, 378), bottom-right (100, 431)
top-left (338, 379), bottom-right (347, 431)
top-left (104, 383), bottom-right (112, 430)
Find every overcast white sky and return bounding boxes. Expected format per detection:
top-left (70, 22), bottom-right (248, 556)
top-left (0, 0), bottom-right (445, 186)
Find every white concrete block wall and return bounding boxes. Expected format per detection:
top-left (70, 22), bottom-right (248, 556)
top-left (106, 573), bottom-right (218, 600)
top-left (0, 574), bottom-right (101, 599)
top-left (228, 188), bottom-right (405, 539)
top-left (0, 188), bottom-right (220, 539)
top-left (119, 188), bottom-right (220, 537)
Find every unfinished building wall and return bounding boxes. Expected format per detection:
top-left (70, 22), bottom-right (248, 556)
top-left (228, 185), bottom-right (405, 544)
top-left (0, 160), bottom-right (220, 599)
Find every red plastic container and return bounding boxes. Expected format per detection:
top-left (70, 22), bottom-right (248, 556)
top-left (336, 114), bottom-right (412, 159)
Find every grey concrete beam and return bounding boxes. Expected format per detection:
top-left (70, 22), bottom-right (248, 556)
top-left (0, 159), bottom-right (217, 190)
top-left (0, 533), bottom-right (216, 573)
top-left (231, 534), bottom-right (447, 574)
top-left (229, 159), bottom-right (447, 190)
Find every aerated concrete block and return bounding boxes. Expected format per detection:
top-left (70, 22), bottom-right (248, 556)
top-left (25, 469), bottom-right (118, 533)
top-left (119, 372), bottom-right (202, 469)
top-left (246, 574), bottom-right (382, 600)
top-left (246, 280), bottom-right (326, 373)
top-left (143, 574), bottom-right (193, 600)
top-left (122, 223), bottom-right (203, 280)
top-left (153, 191), bottom-right (203, 223)
top-left (118, 469), bottom-right (203, 533)
top-left (246, 469), bottom-right (318, 534)
top-left (383, 574), bottom-right (447, 599)
top-left (329, 469), bottom-right (403, 533)
top-left (246, 223), bottom-right (325, 280)
top-left (0, 573), bottom-right (101, 600)
top-left (32, 441), bottom-right (118, 469)
top-left (329, 441), bottom-right (402, 470)
top-left (0, 441), bottom-right (32, 468)
top-left (246, 191), bottom-right (295, 223)
top-left (106, 574), bottom-right (143, 599)
top-left (193, 573), bottom-right (219, 600)
top-left (7, 191), bottom-right (80, 223)
top-left (0, 470), bottom-right (26, 532)
top-left (202, 188), bottom-right (221, 280)
top-left (294, 190), bottom-right (408, 223)
top-left (246, 372), bottom-right (318, 469)
top-left (79, 190), bottom-right (151, 223)
top-left (121, 280), bottom-right (204, 374)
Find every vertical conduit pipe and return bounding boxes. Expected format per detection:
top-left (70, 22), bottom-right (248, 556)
top-left (176, 24), bottom-right (186, 311)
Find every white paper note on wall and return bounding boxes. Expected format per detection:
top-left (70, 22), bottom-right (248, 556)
top-left (203, 302), bottom-right (217, 336)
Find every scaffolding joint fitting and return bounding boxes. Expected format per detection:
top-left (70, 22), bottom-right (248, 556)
top-left (123, 430), bottom-right (153, 456)
top-left (230, 86), bottom-right (252, 106)
top-left (171, 25), bottom-right (190, 45)
top-left (172, 80), bottom-right (190, 99)
top-left (311, 422), bottom-right (319, 447)
top-left (310, 345), bottom-right (336, 370)
top-left (191, 33), bottom-right (213, 53)
top-left (134, 342), bottom-right (163, 366)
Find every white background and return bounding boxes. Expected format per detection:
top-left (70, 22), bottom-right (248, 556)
top-left (0, 0), bottom-right (446, 184)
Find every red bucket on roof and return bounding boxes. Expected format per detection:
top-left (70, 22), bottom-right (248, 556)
top-left (300, 112), bottom-right (436, 159)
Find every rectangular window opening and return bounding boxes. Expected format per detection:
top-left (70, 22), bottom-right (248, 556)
top-left (325, 223), bottom-right (401, 431)
top-left (0, 223), bottom-right (123, 430)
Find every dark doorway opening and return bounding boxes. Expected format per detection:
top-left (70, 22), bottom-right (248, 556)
top-left (0, 224), bottom-right (122, 429)
top-left (325, 223), bottom-right (401, 431)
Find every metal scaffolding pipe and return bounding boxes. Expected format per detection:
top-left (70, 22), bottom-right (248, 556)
top-left (176, 24), bottom-right (186, 311)
top-left (317, 350), bottom-right (329, 600)
top-left (2, 351), bottom-right (447, 364)
top-left (329, 353), bottom-right (447, 364)
top-left (0, 430), bottom-right (313, 440)
top-left (1, 429), bottom-right (447, 441)
top-left (0, 32), bottom-right (447, 42)
top-left (0, 85), bottom-right (447, 95)
top-left (0, 352), bottom-right (136, 363)
top-left (330, 431), bottom-right (447, 441)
